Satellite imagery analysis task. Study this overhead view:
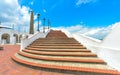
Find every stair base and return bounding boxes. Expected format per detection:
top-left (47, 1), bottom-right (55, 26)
top-left (12, 55), bottom-right (120, 75)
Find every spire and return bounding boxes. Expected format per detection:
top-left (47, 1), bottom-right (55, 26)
top-left (29, 11), bottom-right (34, 34)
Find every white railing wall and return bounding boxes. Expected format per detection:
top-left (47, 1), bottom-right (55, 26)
top-left (72, 33), bottom-right (120, 71)
top-left (73, 34), bottom-right (101, 54)
top-left (20, 30), bottom-right (50, 50)
top-left (94, 46), bottom-right (120, 71)
top-left (99, 24), bottom-right (120, 71)
top-left (70, 24), bottom-right (120, 71)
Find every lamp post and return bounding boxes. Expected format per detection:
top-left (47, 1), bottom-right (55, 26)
top-left (12, 24), bottom-right (14, 30)
top-left (43, 18), bottom-right (46, 33)
top-left (37, 13), bottom-right (40, 32)
top-left (48, 19), bottom-right (50, 30)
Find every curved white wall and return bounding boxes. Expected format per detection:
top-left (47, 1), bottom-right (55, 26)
top-left (102, 24), bottom-right (120, 49)
top-left (99, 24), bottom-right (120, 71)
top-left (62, 24), bottom-right (120, 71)
top-left (73, 34), bottom-right (101, 54)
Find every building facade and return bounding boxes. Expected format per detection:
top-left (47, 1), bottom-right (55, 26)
top-left (0, 26), bottom-right (28, 44)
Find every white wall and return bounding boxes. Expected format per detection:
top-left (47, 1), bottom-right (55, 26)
top-left (20, 30), bottom-right (50, 50)
top-left (0, 28), bottom-right (28, 44)
top-left (102, 24), bottom-right (120, 49)
top-left (99, 24), bottom-right (120, 71)
top-left (63, 24), bottom-right (120, 71)
top-left (96, 46), bottom-right (120, 71)
top-left (73, 34), bottom-right (101, 54)
top-left (62, 30), bottom-right (101, 53)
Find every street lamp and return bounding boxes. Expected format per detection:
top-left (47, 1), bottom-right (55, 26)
top-left (12, 24), bottom-right (14, 30)
top-left (48, 19), bottom-right (50, 30)
top-left (43, 18), bottom-right (46, 33)
top-left (37, 13), bottom-right (40, 32)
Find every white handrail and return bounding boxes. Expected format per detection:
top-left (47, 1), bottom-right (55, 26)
top-left (20, 30), bottom-right (50, 50)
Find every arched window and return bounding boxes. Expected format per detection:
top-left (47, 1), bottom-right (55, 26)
top-left (2, 33), bottom-right (10, 44)
top-left (13, 34), bottom-right (18, 43)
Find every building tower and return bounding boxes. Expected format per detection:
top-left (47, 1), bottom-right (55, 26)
top-left (29, 11), bottom-right (34, 34)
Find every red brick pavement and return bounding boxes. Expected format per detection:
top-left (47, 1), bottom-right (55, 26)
top-left (0, 45), bottom-right (71, 75)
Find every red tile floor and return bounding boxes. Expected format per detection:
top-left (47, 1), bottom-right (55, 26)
top-left (0, 45), bottom-right (71, 75)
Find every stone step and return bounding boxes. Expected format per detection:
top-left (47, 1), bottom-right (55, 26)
top-left (22, 51), bottom-right (97, 59)
top-left (36, 39), bottom-right (78, 41)
top-left (34, 38), bottom-right (78, 42)
top-left (33, 40), bottom-right (79, 43)
top-left (36, 38), bottom-right (76, 41)
top-left (18, 52), bottom-right (105, 64)
top-left (30, 44), bottom-right (83, 46)
top-left (32, 42), bottom-right (80, 44)
top-left (46, 33), bottom-right (68, 38)
top-left (35, 40), bottom-right (78, 42)
top-left (23, 50), bottom-right (97, 57)
top-left (12, 54), bottom-right (120, 75)
top-left (25, 48), bottom-right (91, 52)
top-left (28, 45), bottom-right (86, 49)
top-left (37, 37), bottom-right (75, 39)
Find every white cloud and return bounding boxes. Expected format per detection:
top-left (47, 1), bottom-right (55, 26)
top-left (0, 0), bottom-right (30, 32)
top-left (49, 0), bottom-right (64, 11)
top-left (83, 23), bottom-right (120, 40)
top-left (76, 0), bottom-right (97, 6)
top-left (34, 20), bottom-right (42, 31)
top-left (52, 25), bottom-right (89, 34)
top-left (51, 22), bottom-right (119, 40)
top-left (30, 1), bottom-right (34, 5)
top-left (83, 27), bottom-right (111, 40)
top-left (43, 9), bottom-right (47, 13)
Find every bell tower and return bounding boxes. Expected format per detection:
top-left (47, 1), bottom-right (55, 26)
top-left (29, 11), bottom-right (34, 34)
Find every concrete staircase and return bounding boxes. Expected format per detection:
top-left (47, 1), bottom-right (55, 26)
top-left (12, 30), bottom-right (120, 75)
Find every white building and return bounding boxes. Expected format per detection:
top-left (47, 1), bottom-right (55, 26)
top-left (0, 25), bottom-right (28, 44)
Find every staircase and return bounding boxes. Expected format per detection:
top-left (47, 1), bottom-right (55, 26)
top-left (12, 30), bottom-right (120, 75)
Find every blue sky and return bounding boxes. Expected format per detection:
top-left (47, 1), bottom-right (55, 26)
top-left (0, 0), bottom-right (120, 39)
top-left (18, 0), bottom-right (120, 28)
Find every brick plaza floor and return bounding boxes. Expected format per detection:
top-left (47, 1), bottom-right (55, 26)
top-left (0, 45), bottom-right (71, 75)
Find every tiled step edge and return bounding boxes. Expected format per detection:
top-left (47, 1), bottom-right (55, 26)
top-left (18, 52), bottom-right (105, 64)
top-left (12, 55), bottom-right (120, 75)
top-left (23, 50), bottom-right (96, 57)
top-left (25, 48), bottom-right (91, 52)
top-left (28, 46), bottom-right (86, 49)
top-left (30, 44), bottom-right (83, 46)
